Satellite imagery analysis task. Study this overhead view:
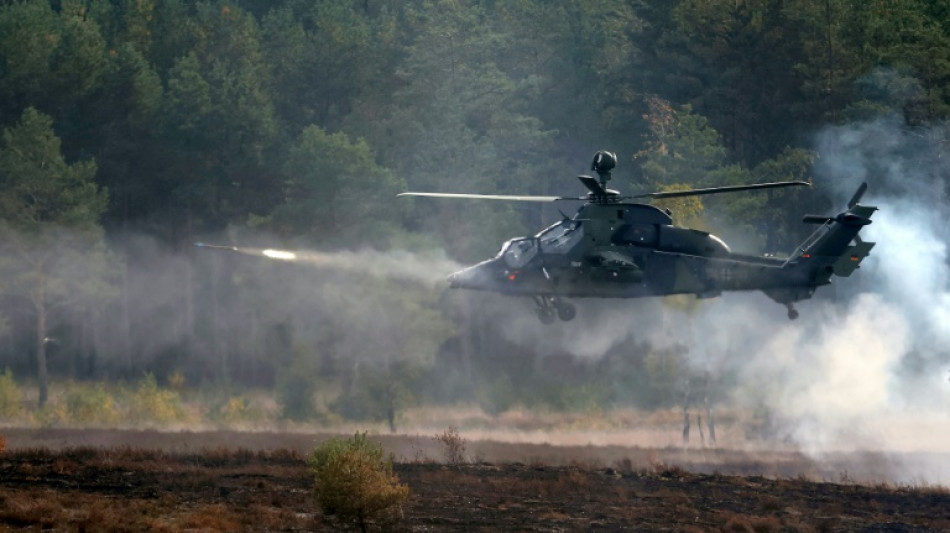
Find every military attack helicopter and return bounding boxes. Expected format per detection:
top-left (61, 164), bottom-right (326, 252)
top-left (399, 151), bottom-right (876, 323)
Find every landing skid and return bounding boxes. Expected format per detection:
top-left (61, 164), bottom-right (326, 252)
top-left (533, 296), bottom-right (576, 324)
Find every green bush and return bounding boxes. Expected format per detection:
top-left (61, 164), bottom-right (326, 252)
top-left (126, 373), bottom-right (186, 424)
top-left (478, 375), bottom-right (516, 416)
top-left (212, 395), bottom-right (262, 424)
top-left (277, 371), bottom-right (316, 421)
top-left (65, 383), bottom-right (121, 425)
top-left (276, 348), bottom-right (318, 421)
top-left (308, 432), bottom-right (409, 531)
top-left (0, 368), bottom-right (22, 418)
top-left (332, 360), bottom-right (421, 432)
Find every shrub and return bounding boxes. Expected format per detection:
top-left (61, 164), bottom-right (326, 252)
top-left (276, 348), bottom-right (318, 421)
top-left (168, 370), bottom-right (186, 389)
top-left (277, 371), bottom-right (316, 421)
top-left (308, 432), bottom-right (409, 531)
top-left (332, 360), bottom-right (420, 432)
top-left (0, 368), bottom-right (23, 418)
top-left (66, 383), bottom-right (121, 425)
top-left (0, 434), bottom-right (5, 453)
top-left (434, 426), bottom-right (466, 465)
top-left (126, 372), bottom-right (185, 424)
top-left (214, 396), bottom-right (262, 424)
top-left (478, 375), bottom-right (516, 416)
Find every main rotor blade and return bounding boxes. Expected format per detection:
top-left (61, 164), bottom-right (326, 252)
top-left (397, 192), bottom-right (581, 202)
top-left (630, 180), bottom-right (811, 200)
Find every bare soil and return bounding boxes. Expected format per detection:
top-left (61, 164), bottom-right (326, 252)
top-left (0, 428), bottom-right (947, 531)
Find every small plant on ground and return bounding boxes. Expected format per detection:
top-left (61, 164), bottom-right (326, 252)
top-left (126, 372), bottom-right (186, 424)
top-left (277, 347), bottom-right (319, 421)
top-left (66, 383), bottom-right (121, 425)
top-left (0, 368), bottom-right (22, 419)
top-left (308, 432), bottom-right (409, 532)
top-left (434, 425), bottom-right (466, 465)
top-left (213, 395), bottom-right (262, 424)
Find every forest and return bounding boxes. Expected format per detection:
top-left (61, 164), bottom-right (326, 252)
top-left (0, 0), bottom-right (948, 426)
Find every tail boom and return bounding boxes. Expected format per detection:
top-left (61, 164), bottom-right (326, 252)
top-left (763, 190), bottom-right (876, 314)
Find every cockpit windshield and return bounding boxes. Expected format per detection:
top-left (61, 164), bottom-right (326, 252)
top-left (538, 220), bottom-right (584, 254)
top-left (500, 238), bottom-right (538, 268)
top-left (497, 221), bottom-right (584, 268)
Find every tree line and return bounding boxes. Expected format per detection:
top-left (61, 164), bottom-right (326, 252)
top-left (0, 0), bottom-right (947, 415)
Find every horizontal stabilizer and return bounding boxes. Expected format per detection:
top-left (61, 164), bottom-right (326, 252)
top-left (802, 205), bottom-right (876, 227)
top-left (846, 205), bottom-right (877, 224)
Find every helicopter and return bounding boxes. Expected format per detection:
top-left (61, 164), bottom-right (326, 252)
top-left (399, 151), bottom-right (877, 324)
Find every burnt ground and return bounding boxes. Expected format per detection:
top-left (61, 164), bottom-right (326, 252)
top-left (0, 428), bottom-right (947, 531)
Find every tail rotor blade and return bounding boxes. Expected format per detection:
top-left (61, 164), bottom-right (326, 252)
top-left (802, 215), bottom-right (833, 224)
top-left (848, 182), bottom-right (868, 209)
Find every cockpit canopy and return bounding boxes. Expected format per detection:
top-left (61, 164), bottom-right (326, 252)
top-left (498, 220), bottom-right (585, 268)
top-left (499, 238), bottom-right (537, 268)
top-left (538, 220), bottom-right (584, 254)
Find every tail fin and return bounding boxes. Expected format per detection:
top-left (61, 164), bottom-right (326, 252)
top-left (784, 184), bottom-right (877, 285)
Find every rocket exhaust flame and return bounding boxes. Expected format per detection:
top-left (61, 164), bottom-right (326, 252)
top-left (261, 249), bottom-right (296, 260)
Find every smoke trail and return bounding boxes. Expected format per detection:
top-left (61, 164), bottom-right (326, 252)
top-left (195, 243), bottom-right (461, 289)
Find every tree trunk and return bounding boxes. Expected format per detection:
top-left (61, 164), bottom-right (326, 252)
top-left (121, 252), bottom-right (134, 376)
top-left (210, 250), bottom-right (226, 382)
top-left (34, 282), bottom-right (49, 408)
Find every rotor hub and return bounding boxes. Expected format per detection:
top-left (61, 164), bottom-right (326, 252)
top-left (587, 189), bottom-right (622, 204)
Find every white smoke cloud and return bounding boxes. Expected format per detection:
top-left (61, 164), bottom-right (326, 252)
top-left (741, 296), bottom-right (911, 450)
top-left (680, 117), bottom-right (950, 480)
top-left (710, 117), bottom-right (950, 479)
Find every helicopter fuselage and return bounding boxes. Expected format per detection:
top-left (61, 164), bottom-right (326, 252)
top-left (448, 202), bottom-right (816, 301)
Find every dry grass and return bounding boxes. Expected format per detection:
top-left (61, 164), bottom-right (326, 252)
top-left (0, 447), bottom-right (315, 531)
top-left (176, 504), bottom-right (244, 531)
top-left (0, 432), bottom-right (947, 532)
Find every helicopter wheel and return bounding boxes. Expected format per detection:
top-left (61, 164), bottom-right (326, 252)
top-left (556, 301), bottom-right (576, 322)
top-left (536, 306), bottom-right (557, 324)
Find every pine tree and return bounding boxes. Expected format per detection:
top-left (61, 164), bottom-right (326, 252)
top-left (0, 108), bottom-right (114, 406)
